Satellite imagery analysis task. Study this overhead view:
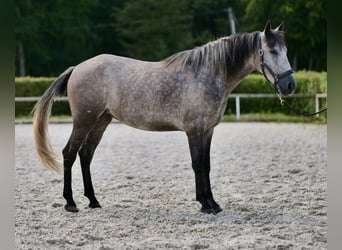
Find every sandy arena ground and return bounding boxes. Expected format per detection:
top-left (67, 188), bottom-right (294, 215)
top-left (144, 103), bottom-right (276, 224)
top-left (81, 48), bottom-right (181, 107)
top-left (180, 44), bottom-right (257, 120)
top-left (15, 122), bottom-right (327, 249)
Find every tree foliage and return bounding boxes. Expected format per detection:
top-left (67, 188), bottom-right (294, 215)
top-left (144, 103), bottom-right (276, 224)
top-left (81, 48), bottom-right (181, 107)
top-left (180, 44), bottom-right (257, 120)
top-left (15, 0), bottom-right (96, 76)
top-left (15, 0), bottom-right (326, 76)
top-left (243, 0), bottom-right (326, 70)
top-left (115, 0), bottom-right (193, 60)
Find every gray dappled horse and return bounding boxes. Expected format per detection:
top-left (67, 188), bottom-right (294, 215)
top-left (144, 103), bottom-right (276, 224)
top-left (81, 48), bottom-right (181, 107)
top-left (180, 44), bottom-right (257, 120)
top-left (33, 21), bottom-right (296, 214)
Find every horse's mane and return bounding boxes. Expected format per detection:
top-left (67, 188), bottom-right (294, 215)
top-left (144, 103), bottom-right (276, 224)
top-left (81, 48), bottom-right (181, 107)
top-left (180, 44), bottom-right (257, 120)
top-left (163, 31), bottom-right (261, 79)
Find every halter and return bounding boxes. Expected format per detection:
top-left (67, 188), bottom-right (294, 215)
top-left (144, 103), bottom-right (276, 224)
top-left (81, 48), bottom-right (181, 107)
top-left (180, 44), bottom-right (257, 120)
top-left (257, 33), bottom-right (294, 92)
top-left (257, 32), bottom-right (327, 116)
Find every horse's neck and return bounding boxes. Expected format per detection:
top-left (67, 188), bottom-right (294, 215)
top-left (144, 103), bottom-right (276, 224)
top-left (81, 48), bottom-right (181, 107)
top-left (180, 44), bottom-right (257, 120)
top-left (223, 54), bottom-right (257, 94)
top-left (214, 34), bottom-right (259, 93)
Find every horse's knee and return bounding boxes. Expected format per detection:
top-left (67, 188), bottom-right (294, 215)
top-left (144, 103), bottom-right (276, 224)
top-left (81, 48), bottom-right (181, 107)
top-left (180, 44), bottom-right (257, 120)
top-left (62, 144), bottom-right (78, 168)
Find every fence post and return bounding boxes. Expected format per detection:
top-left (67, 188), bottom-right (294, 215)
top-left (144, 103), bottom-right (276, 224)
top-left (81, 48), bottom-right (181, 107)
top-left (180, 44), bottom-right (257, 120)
top-left (235, 95), bottom-right (240, 121)
top-left (315, 94), bottom-right (319, 117)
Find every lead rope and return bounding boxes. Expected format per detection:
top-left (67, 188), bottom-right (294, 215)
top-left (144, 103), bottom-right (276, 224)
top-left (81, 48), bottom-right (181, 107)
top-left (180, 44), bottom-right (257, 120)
top-left (258, 33), bottom-right (327, 117)
top-left (277, 92), bottom-right (327, 116)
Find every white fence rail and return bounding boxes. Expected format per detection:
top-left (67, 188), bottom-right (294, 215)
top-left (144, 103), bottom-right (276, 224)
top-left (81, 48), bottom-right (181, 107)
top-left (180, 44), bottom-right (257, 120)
top-left (15, 96), bottom-right (68, 102)
top-left (15, 93), bottom-right (327, 121)
top-left (228, 93), bottom-right (327, 120)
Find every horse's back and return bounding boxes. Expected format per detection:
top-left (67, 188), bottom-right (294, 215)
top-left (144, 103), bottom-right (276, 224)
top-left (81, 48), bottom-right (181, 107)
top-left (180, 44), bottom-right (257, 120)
top-left (71, 54), bottom-right (145, 79)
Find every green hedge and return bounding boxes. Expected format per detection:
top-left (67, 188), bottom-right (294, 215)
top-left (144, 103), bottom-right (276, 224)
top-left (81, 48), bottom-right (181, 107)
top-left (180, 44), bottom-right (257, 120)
top-left (15, 71), bottom-right (327, 117)
top-left (227, 71), bottom-right (327, 115)
top-left (15, 77), bottom-right (70, 117)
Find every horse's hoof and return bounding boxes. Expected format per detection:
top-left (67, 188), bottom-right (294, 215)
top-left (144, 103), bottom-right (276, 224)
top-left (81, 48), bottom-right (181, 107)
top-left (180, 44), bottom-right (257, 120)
top-left (201, 205), bottom-right (222, 215)
top-left (64, 204), bottom-right (79, 212)
top-left (89, 202), bottom-right (101, 209)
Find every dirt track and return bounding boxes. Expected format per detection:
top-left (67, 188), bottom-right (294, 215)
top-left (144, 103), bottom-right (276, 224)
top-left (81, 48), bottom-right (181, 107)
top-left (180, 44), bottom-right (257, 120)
top-left (15, 122), bottom-right (327, 249)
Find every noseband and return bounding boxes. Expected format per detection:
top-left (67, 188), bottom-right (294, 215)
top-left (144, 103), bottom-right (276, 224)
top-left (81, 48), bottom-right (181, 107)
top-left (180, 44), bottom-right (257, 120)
top-left (258, 33), bottom-right (294, 86)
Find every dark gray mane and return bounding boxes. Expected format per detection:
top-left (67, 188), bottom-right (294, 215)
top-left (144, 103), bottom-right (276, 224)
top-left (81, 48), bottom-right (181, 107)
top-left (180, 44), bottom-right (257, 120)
top-left (163, 31), bottom-right (260, 79)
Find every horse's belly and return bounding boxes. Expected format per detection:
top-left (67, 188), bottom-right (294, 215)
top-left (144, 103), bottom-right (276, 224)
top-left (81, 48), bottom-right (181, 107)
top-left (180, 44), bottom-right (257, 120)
top-left (112, 110), bottom-right (183, 132)
top-left (127, 120), bottom-right (181, 131)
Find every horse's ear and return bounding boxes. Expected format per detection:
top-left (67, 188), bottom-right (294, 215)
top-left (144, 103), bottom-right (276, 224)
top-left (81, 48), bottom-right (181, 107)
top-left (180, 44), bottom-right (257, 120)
top-left (275, 21), bottom-right (284, 32)
top-left (263, 20), bottom-right (276, 46)
top-left (263, 20), bottom-right (271, 35)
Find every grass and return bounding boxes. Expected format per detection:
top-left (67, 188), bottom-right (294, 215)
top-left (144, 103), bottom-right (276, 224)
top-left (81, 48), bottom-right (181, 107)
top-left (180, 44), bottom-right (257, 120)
top-left (16, 113), bottom-right (327, 124)
top-left (221, 112), bottom-right (327, 124)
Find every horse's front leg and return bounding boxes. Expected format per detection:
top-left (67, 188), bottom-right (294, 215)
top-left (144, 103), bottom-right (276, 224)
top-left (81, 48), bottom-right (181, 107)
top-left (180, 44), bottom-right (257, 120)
top-left (187, 129), bottom-right (222, 214)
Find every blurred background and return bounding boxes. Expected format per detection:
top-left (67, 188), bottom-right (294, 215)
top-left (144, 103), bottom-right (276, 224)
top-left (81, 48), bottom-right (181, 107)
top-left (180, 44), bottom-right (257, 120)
top-left (15, 0), bottom-right (326, 76)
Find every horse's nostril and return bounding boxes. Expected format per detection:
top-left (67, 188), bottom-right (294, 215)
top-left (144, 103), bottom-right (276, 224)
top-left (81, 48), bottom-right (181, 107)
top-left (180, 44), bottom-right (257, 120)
top-left (288, 82), bottom-right (295, 91)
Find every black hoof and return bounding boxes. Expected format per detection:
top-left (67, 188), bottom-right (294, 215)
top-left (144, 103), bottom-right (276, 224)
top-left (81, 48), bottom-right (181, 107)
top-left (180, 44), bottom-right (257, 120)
top-left (89, 202), bottom-right (101, 209)
top-left (65, 204), bottom-right (79, 213)
top-left (201, 205), bottom-right (222, 215)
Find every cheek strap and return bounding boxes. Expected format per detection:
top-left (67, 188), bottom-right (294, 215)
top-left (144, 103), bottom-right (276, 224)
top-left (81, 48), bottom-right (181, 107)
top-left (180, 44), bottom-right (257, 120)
top-left (258, 47), bottom-right (294, 85)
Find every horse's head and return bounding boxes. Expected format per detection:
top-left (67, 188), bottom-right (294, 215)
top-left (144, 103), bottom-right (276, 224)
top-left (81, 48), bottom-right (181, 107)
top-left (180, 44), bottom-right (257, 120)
top-left (257, 21), bottom-right (296, 96)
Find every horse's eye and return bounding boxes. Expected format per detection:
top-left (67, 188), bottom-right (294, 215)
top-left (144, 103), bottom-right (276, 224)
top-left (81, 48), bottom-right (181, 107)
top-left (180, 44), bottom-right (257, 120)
top-left (270, 49), bottom-right (278, 55)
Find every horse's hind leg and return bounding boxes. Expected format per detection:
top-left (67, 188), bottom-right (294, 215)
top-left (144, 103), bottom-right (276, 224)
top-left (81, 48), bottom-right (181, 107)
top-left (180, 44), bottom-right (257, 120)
top-left (62, 123), bottom-right (94, 212)
top-left (78, 112), bottom-right (112, 209)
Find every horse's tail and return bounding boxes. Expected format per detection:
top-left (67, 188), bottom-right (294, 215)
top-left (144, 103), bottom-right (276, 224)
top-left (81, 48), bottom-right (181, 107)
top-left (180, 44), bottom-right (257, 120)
top-left (32, 66), bottom-right (75, 173)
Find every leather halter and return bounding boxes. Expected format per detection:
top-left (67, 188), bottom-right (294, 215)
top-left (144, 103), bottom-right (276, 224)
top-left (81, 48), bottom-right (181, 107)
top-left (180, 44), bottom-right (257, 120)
top-left (257, 33), bottom-right (327, 116)
top-left (258, 33), bottom-right (294, 86)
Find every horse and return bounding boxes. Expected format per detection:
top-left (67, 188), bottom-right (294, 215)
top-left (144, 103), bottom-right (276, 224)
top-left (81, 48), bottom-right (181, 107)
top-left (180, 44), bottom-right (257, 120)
top-left (33, 21), bottom-right (296, 214)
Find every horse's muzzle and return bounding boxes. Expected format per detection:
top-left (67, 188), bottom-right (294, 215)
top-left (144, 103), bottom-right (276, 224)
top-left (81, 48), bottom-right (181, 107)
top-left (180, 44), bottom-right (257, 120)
top-left (277, 75), bottom-right (296, 96)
